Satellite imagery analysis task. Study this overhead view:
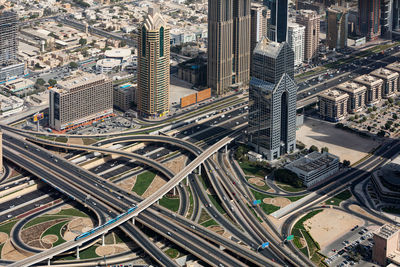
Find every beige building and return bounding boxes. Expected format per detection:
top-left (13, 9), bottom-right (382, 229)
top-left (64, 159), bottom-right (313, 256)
top-left (373, 224), bottom-right (400, 266)
top-left (0, 129), bottom-right (2, 174)
top-left (370, 68), bottom-right (399, 99)
top-left (336, 81), bottom-right (366, 113)
top-left (137, 6), bottom-right (170, 118)
top-left (296, 10), bottom-right (320, 62)
top-left (49, 72), bottom-right (113, 131)
top-left (250, 3), bottom-right (269, 54)
top-left (113, 83), bottom-right (135, 111)
top-left (386, 62), bottom-right (400, 91)
top-left (354, 74), bottom-right (384, 105)
top-left (318, 89), bottom-right (349, 122)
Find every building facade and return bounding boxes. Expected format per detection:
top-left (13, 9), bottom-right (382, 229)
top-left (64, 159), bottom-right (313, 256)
top-left (326, 5), bottom-right (349, 50)
top-left (385, 61), bottom-right (400, 90)
top-left (264, 0), bottom-right (288, 43)
top-left (114, 83), bottom-right (135, 111)
top-left (372, 224), bottom-right (400, 266)
top-left (0, 11), bottom-right (18, 67)
top-left (208, 0), bottom-right (251, 96)
top-left (354, 74), bottom-right (384, 105)
top-left (381, 0), bottom-right (394, 38)
top-left (296, 10), bottom-right (320, 62)
top-left (287, 22), bottom-right (305, 66)
top-left (248, 38), bottom-right (297, 160)
top-left (336, 81), bottom-right (367, 113)
top-left (370, 68), bottom-right (399, 98)
top-left (318, 89), bottom-right (349, 122)
top-left (250, 3), bottom-right (269, 54)
top-left (137, 6), bottom-right (170, 118)
top-left (49, 73), bottom-right (113, 131)
top-left (358, 0), bottom-right (381, 40)
top-left (285, 151), bottom-right (340, 187)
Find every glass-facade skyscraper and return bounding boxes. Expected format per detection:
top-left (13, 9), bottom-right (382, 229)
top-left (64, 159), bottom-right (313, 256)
top-left (264, 0), bottom-right (288, 43)
top-left (0, 11), bottom-right (18, 66)
top-left (248, 38), bottom-right (297, 160)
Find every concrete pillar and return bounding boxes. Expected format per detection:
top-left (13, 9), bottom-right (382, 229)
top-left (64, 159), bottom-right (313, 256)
top-left (198, 165), bottom-right (201, 175)
top-left (173, 186), bottom-right (176, 196)
top-left (186, 177), bottom-right (189, 186)
top-left (225, 145), bottom-right (228, 153)
top-left (48, 258), bottom-right (51, 266)
top-left (102, 233), bottom-right (105, 246)
top-left (76, 246), bottom-right (80, 259)
top-left (132, 217), bottom-right (135, 224)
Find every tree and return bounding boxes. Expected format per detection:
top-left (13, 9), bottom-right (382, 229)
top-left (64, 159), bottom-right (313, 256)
top-left (309, 145), bottom-right (319, 153)
top-left (393, 113), bottom-right (398, 120)
top-left (48, 79), bottom-right (57, 87)
top-left (321, 147), bottom-right (329, 153)
top-left (372, 106), bottom-right (377, 111)
top-left (79, 38), bottom-right (87, 46)
top-left (377, 130), bottom-right (386, 137)
top-left (388, 97), bottom-right (394, 104)
top-left (69, 62), bottom-right (78, 69)
top-left (367, 126), bottom-right (372, 131)
top-left (343, 160), bottom-right (351, 167)
top-left (35, 78), bottom-right (45, 86)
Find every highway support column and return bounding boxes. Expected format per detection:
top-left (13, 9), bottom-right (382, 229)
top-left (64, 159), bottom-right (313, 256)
top-left (173, 186), bottom-right (176, 196)
top-left (132, 217), bottom-right (135, 224)
top-left (47, 257), bottom-right (51, 266)
top-left (225, 145), bottom-right (227, 153)
top-left (198, 165), bottom-right (201, 175)
top-left (76, 246), bottom-right (80, 259)
top-left (102, 233), bottom-right (105, 246)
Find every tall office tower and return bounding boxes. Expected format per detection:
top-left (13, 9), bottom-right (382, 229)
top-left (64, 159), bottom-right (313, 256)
top-left (49, 72), bottom-right (113, 131)
top-left (250, 3), bottom-right (269, 74)
top-left (0, 11), bottom-right (18, 66)
top-left (0, 129), bottom-right (2, 174)
top-left (248, 38), bottom-right (297, 160)
top-left (296, 10), bottom-right (320, 62)
top-left (137, 6), bottom-right (170, 118)
top-left (208, 0), bottom-right (234, 96)
top-left (381, 0), bottom-right (393, 38)
top-left (326, 5), bottom-right (349, 50)
top-left (394, 0), bottom-right (400, 31)
top-left (233, 0), bottom-right (251, 88)
top-left (264, 0), bottom-right (288, 42)
top-left (287, 22), bottom-right (305, 66)
top-left (358, 0), bottom-right (381, 40)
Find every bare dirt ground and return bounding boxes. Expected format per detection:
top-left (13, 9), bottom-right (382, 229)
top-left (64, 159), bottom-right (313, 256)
top-left (349, 204), bottom-right (387, 225)
top-left (208, 225), bottom-right (225, 235)
top-left (116, 176), bottom-right (137, 192)
top-left (248, 177), bottom-right (265, 186)
top-left (0, 232), bottom-right (8, 243)
top-left (304, 209), bottom-right (364, 248)
top-left (297, 117), bottom-right (380, 163)
top-left (263, 197), bottom-right (291, 208)
top-left (21, 219), bottom-right (68, 248)
top-left (46, 207), bottom-right (62, 215)
top-left (64, 218), bottom-right (93, 241)
top-left (68, 138), bottom-right (84, 145)
top-left (96, 245), bottom-right (115, 256)
top-left (163, 155), bottom-right (188, 173)
top-left (142, 175), bottom-right (166, 198)
top-left (1, 240), bottom-right (33, 261)
top-left (41, 234), bottom-right (58, 245)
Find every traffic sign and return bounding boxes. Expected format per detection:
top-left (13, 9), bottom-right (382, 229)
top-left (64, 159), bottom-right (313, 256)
top-left (252, 200), bottom-right (261, 205)
top-left (286, 235), bottom-right (294, 241)
top-left (261, 242), bottom-right (269, 248)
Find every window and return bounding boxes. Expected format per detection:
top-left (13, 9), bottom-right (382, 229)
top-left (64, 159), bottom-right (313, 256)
top-left (160, 27), bottom-right (164, 57)
top-left (142, 27), bottom-right (146, 57)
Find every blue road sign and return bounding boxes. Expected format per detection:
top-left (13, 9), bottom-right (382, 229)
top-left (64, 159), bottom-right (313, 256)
top-left (261, 242), bottom-right (269, 248)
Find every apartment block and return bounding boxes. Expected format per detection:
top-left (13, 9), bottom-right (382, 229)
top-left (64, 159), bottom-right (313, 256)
top-left (0, 11), bottom-right (18, 66)
top-left (385, 61), bottom-right (400, 90)
top-left (336, 81), bottom-right (367, 113)
top-left (296, 10), bottom-right (320, 62)
top-left (318, 89), bottom-right (349, 122)
top-left (49, 72), bottom-right (113, 131)
top-left (287, 22), bottom-right (305, 66)
top-left (354, 74), bottom-right (384, 105)
top-left (373, 224), bottom-right (400, 266)
top-left (326, 5), bottom-right (349, 50)
top-left (370, 68), bottom-right (399, 98)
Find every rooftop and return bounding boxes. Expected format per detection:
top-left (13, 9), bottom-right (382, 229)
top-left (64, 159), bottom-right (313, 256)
top-left (319, 89), bottom-right (349, 101)
top-left (375, 224), bottom-right (400, 240)
top-left (286, 151), bottom-right (339, 173)
top-left (354, 74), bottom-right (383, 85)
top-left (254, 37), bottom-right (283, 59)
top-left (370, 68), bottom-right (399, 79)
top-left (55, 72), bottom-right (108, 93)
top-left (337, 81), bottom-right (367, 93)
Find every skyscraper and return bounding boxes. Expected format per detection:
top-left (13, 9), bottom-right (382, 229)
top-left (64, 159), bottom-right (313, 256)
top-left (208, 0), bottom-right (251, 96)
top-left (248, 38), bottom-right (297, 160)
top-left (287, 22), bottom-right (305, 66)
top-left (326, 5), bottom-right (349, 50)
top-left (0, 11), bottom-right (18, 67)
top-left (296, 10), bottom-right (320, 62)
top-left (137, 6), bottom-right (170, 118)
top-left (358, 0), bottom-right (381, 40)
top-left (381, 0), bottom-right (393, 38)
top-left (250, 3), bottom-right (269, 54)
top-left (264, 0), bottom-right (288, 43)
top-left (233, 0), bottom-right (251, 89)
top-left (394, 0), bottom-right (400, 31)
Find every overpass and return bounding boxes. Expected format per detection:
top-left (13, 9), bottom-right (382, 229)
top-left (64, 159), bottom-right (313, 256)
top-left (8, 132), bottom-right (240, 267)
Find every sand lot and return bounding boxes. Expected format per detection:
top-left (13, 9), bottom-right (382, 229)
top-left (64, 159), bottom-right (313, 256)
top-left (304, 209), bottom-right (363, 248)
top-left (297, 117), bottom-right (380, 163)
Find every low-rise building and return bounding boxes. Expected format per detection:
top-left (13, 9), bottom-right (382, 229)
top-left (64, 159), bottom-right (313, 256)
top-left (370, 68), bottom-right (399, 98)
top-left (49, 72), bottom-right (113, 131)
top-left (285, 151), bottom-right (340, 187)
top-left (177, 57), bottom-right (207, 86)
top-left (385, 62), bottom-right (400, 91)
top-left (96, 58), bottom-right (121, 73)
top-left (354, 74), bottom-right (384, 105)
top-left (113, 83), bottom-right (135, 111)
top-left (247, 151), bottom-right (263, 162)
top-left (371, 155), bottom-right (400, 204)
top-left (318, 89), bottom-right (349, 122)
top-left (1, 78), bottom-right (34, 94)
top-left (372, 224), bottom-right (400, 266)
top-left (336, 81), bottom-right (367, 113)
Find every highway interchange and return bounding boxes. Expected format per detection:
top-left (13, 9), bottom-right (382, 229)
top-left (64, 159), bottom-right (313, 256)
top-left (1, 45), bottom-right (400, 266)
